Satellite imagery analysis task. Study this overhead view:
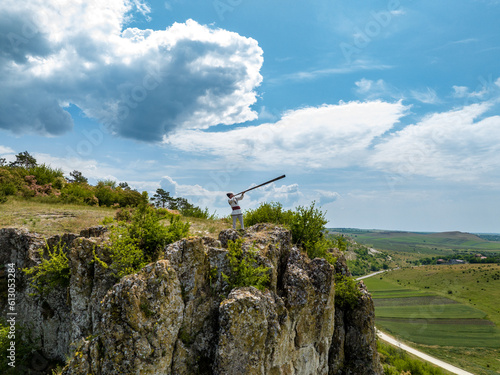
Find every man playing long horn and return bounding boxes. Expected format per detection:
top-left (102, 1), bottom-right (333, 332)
top-left (226, 192), bottom-right (245, 230)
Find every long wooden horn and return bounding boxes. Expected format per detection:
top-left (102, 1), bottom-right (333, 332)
top-left (235, 174), bottom-right (286, 195)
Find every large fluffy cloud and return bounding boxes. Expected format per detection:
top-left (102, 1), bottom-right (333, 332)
top-left (0, 0), bottom-right (263, 141)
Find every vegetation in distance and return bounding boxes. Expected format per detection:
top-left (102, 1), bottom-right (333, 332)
top-left (329, 228), bottom-right (500, 266)
top-left (0, 151), bottom-right (213, 220)
top-left (324, 233), bottom-right (393, 276)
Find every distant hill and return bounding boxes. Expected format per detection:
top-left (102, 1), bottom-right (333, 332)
top-left (328, 228), bottom-right (500, 253)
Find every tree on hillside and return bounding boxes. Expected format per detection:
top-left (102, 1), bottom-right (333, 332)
top-left (0, 158), bottom-right (6, 167)
top-left (9, 151), bottom-right (37, 168)
top-left (68, 170), bottom-right (88, 184)
top-left (118, 182), bottom-right (130, 190)
top-left (150, 188), bottom-right (171, 208)
top-left (170, 197), bottom-right (193, 211)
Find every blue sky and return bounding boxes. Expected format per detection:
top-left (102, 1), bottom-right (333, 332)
top-left (1, 0), bottom-right (500, 232)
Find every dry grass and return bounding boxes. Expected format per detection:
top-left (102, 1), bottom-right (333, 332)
top-left (0, 197), bottom-right (116, 236)
top-left (185, 216), bottom-right (232, 238)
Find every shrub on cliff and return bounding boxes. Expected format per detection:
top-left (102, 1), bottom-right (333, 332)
top-left (128, 193), bottom-right (190, 260)
top-left (245, 201), bottom-right (326, 248)
top-left (334, 274), bottom-right (362, 309)
top-left (106, 224), bottom-right (147, 278)
top-left (23, 240), bottom-right (70, 296)
top-left (244, 202), bottom-right (294, 225)
top-left (244, 201), bottom-right (342, 263)
top-left (222, 239), bottom-right (270, 292)
top-left (106, 193), bottom-right (190, 277)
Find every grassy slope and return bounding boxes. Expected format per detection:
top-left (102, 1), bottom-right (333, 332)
top-left (364, 265), bottom-right (500, 375)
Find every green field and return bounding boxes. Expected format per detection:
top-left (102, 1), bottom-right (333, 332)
top-left (363, 265), bottom-right (500, 375)
top-left (375, 303), bottom-right (488, 320)
top-left (376, 319), bottom-right (500, 348)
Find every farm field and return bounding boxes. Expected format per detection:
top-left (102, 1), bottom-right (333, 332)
top-left (363, 267), bottom-right (500, 375)
top-left (382, 264), bottom-right (500, 326)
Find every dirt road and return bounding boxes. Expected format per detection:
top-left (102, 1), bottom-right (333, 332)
top-left (376, 331), bottom-right (475, 375)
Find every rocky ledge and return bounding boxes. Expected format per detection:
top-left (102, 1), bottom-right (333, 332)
top-left (0, 224), bottom-right (382, 374)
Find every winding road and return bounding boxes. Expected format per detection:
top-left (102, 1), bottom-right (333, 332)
top-left (357, 272), bottom-right (475, 375)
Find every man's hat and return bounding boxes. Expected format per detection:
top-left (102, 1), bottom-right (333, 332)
top-left (226, 193), bottom-right (233, 198)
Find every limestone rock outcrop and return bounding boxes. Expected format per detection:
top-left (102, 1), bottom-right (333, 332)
top-left (0, 224), bottom-right (382, 374)
top-left (329, 250), bottom-right (382, 375)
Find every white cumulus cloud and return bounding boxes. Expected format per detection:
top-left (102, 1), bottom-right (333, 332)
top-left (165, 100), bottom-right (409, 169)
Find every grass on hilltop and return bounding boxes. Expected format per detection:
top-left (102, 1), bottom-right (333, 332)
top-left (0, 196), bottom-right (230, 237)
top-left (0, 197), bottom-right (116, 235)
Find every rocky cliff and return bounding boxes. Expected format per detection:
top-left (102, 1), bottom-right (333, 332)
top-left (0, 224), bottom-right (382, 374)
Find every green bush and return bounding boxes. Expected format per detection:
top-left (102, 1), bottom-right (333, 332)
top-left (0, 168), bottom-right (22, 196)
top-left (244, 202), bottom-right (294, 226)
top-left (180, 205), bottom-right (216, 219)
top-left (93, 180), bottom-right (144, 207)
top-left (334, 274), bottom-right (362, 309)
top-left (27, 164), bottom-right (64, 187)
top-left (23, 240), bottom-right (70, 296)
top-left (105, 193), bottom-right (190, 278)
top-left (289, 202), bottom-right (327, 250)
top-left (60, 183), bottom-right (97, 205)
top-left (244, 201), bottom-right (331, 260)
top-left (116, 187), bottom-right (142, 207)
top-left (106, 224), bottom-right (147, 278)
top-left (115, 208), bottom-right (133, 222)
top-left (155, 207), bottom-right (173, 219)
top-left (94, 182), bottom-right (119, 207)
top-left (128, 195), bottom-right (190, 261)
top-left (222, 239), bottom-right (270, 292)
top-left (307, 237), bottom-right (337, 265)
top-left (0, 175), bottom-right (17, 196)
top-left (101, 216), bottom-right (114, 225)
